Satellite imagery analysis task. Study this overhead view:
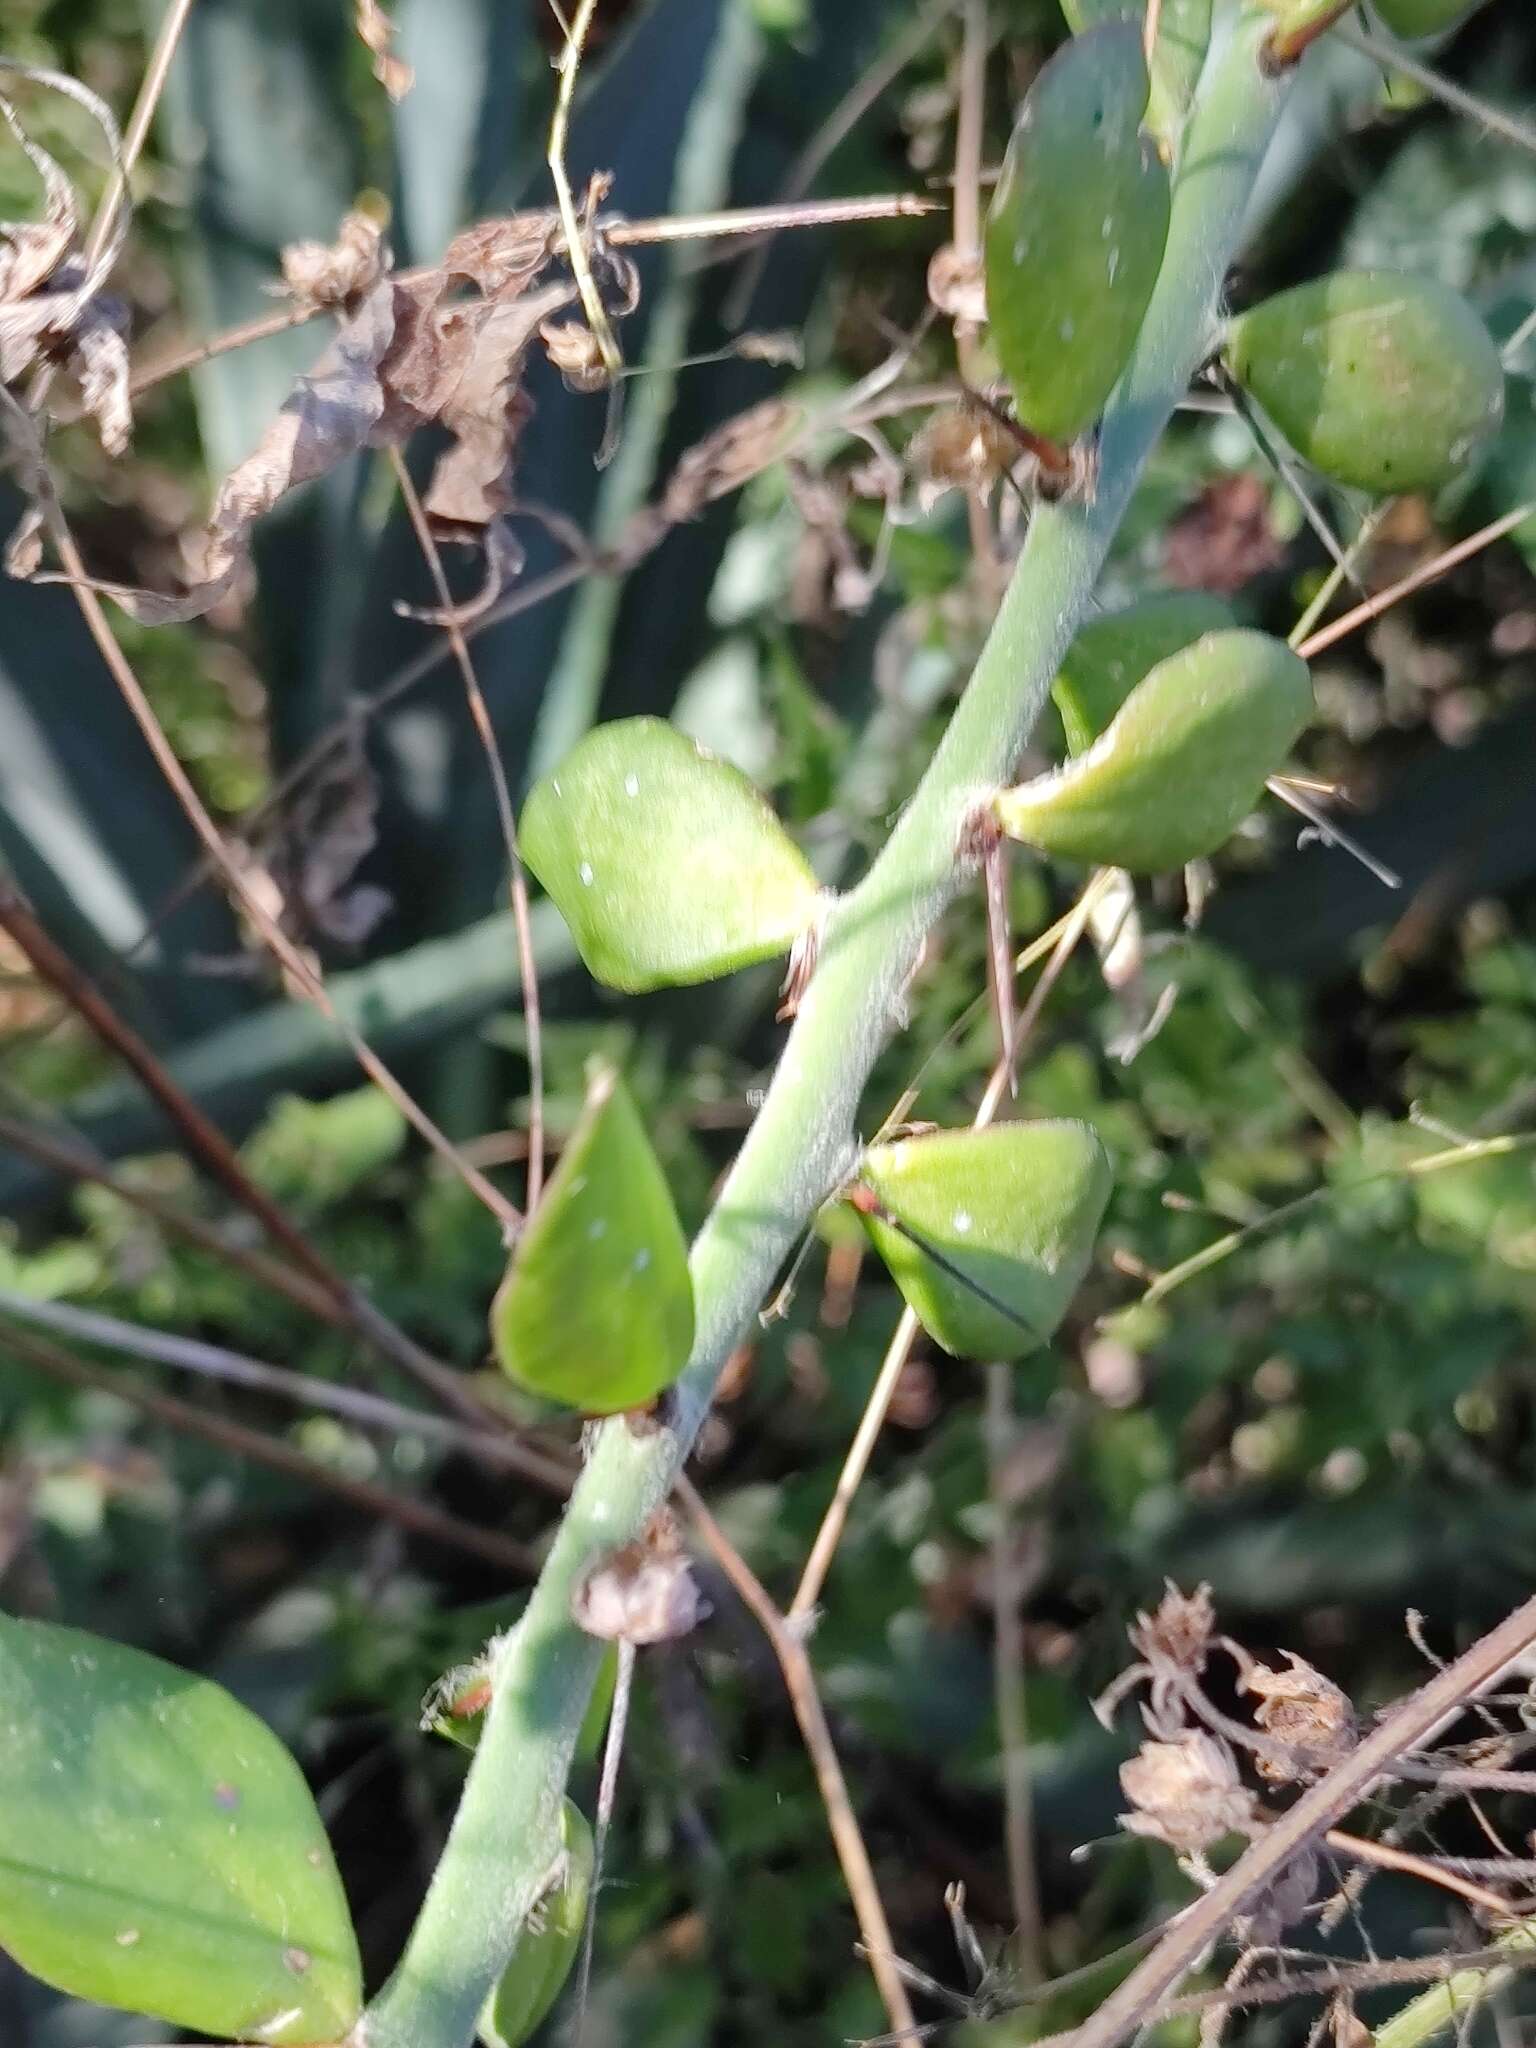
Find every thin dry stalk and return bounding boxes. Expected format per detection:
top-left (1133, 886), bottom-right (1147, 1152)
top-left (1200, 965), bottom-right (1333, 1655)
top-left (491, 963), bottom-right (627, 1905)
top-left (388, 449), bottom-right (547, 1211)
top-left (3, 1323), bottom-right (539, 1574)
top-left (681, 1477), bottom-right (920, 2044)
top-left (985, 1363), bottom-right (1043, 1985)
top-left (0, 882), bottom-right (497, 1429)
top-left (40, 504), bottom-right (522, 1233)
top-left (1297, 502), bottom-right (1536, 662)
top-left (0, 1285), bottom-right (573, 1496)
top-left (1323, 1829), bottom-right (1523, 1921)
top-left (1068, 1594), bottom-right (1536, 2048)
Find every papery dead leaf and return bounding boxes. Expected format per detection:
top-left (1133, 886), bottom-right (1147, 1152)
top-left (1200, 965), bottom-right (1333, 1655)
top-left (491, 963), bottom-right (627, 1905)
top-left (355, 0), bottom-right (414, 101)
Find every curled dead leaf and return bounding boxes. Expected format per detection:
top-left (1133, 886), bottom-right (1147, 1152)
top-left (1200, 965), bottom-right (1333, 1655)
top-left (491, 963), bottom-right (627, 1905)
top-left (355, 0), bottom-right (414, 101)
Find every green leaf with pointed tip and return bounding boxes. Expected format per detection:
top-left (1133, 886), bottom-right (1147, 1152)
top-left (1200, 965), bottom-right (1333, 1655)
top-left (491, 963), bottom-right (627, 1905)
top-left (985, 23), bottom-right (1171, 445)
top-left (520, 718), bottom-right (821, 993)
top-left (1369, 0), bottom-right (1484, 34)
top-left (492, 1062), bottom-right (694, 1413)
top-left (996, 629), bottom-right (1312, 872)
top-left (1059, 0), bottom-right (1213, 149)
top-left (480, 1800), bottom-right (595, 2048)
top-left (1224, 270), bottom-right (1505, 496)
top-left (855, 1123), bottom-right (1112, 1362)
top-left (1054, 593), bottom-right (1237, 755)
top-left (0, 1616), bottom-right (361, 2046)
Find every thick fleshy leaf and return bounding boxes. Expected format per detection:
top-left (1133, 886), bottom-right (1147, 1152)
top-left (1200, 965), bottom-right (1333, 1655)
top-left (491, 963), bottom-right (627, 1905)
top-left (492, 1062), bottom-right (694, 1413)
top-left (1053, 593), bottom-right (1236, 755)
top-left (985, 23), bottom-right (1170, 445)
top-left (0, 1616), bottom-right (361, 2046)
top-left (520, 718), bottom-right (821, 992)
top-left (1059, 0), bottom-right (1213, 149)
top-left (855, 1123), bottom-right (1112, 1362)
top-left (479, 1800), bottom-right (594, 2048)
top-left (995, 630), bottom-right (1313, 871)
top-left (1224, 270), bottom-right (1504, 496)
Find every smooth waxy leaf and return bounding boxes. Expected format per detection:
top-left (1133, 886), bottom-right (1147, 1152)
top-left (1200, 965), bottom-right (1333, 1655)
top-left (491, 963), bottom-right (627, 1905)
top-left (492, 1062), bottom-right (694, 1413)
top-left (1053, 593), bottom-right (1236, 755)
top-left (479, 1800), bottom-right (594, 2048)
top-left (996, 630), bottom-right (1313, 871)
top-left (520, 718), bottom-right (821, 992)
top-left (1060, 0), bottom-right (1213, 149)
top-left (985, 23), bottom-right (1170, 445)
top-left (0, 1616), bottom-right (361, 2046)
top-left (1224, 269), bottom-right (1504, 496)
top-left (855, 1123), bottom-right (1112, 1362)
top-left (1370, 0), bottom-right (1485, 34)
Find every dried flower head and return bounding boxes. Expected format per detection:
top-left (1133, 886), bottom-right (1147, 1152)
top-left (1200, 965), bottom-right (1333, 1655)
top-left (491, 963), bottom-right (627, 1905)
top-left (572, 1513), bottom-right (708, 1646)
top-left (281, 210), bottom-right (389, 311)
top-left (1119, 1731), bottom-right (1255, 1856)
top-left (1097, 1581), bottom-right (1225, 1737)
top-left (909, 404), bottom-right (1019, 512)
top-left (1243, 1653), bottom-right (1356, 1784)
top-left (926, 244), bottom-right (987, 326)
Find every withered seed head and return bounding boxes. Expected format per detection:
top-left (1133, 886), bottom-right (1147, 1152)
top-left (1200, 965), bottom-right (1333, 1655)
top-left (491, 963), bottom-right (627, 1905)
top-left (1243, 1653), bottom-right (1356, 1784)
top-left (1119, 1731), bottom-right (1255, 1856)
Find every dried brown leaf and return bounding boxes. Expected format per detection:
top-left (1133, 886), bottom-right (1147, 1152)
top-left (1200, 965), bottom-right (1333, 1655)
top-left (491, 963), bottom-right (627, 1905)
top-left (355, 0), bottom-right (414, 101)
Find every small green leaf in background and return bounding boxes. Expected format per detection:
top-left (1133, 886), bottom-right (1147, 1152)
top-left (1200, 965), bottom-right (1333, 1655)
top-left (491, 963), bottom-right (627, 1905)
top-left (520, 718), bottom-right (822, 992)
top-left (492, 1062), bottom-right (695, 1412)
top-left (996, 629), bottom-right (1313, 871)
top-left (1224, 269), bottom-right (1505, 495)
top-left (985, 23), bottom-right (1170, 446)
top-left (479, 1799), bottom-right (595, 2048)
top-left (854, 1122), bottom-right (1113, 1361)
top-left (1053, 592), bottom-right (1236, 755)
top-left (0, 1616), bottom-right (361, 2046)
top-left (1371, 0), bottom-right (1487, 36)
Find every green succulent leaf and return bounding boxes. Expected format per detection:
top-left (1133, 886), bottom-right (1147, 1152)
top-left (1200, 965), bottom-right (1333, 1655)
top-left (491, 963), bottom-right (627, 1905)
top-left (492, 1061), bottom-right (695, 1413)
top-left (1224, 269), bottom-right (1505, 496)
top-left (520, 717), bottom-right (821, 992)
top-left (1053, 592), bottom-right (1237, 755)
top-left (854, 1122), bottom-right (1112, 1362)
top-left (1060, 0), bottom-right (1213, 149)
top-left (0, 1616), bottom-right (362, 2046)
top-left (985, 22), bottom-right (1171, 445)
top-left (479, 1800), bottom-right (595, 2048)
top-left (996, 629), bottom-right (1313, 871)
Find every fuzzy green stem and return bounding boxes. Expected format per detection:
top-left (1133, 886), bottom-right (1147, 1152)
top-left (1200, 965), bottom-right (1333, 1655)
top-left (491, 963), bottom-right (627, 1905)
top-left (361, 15), bottom-right (1289, 2048)
top-left (1373, 1925), bottom-right (1536, 2048)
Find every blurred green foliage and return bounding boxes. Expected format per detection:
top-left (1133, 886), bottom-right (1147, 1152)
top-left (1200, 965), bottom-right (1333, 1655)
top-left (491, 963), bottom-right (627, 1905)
top-left (3, 1), bottom-right (1536, 2044)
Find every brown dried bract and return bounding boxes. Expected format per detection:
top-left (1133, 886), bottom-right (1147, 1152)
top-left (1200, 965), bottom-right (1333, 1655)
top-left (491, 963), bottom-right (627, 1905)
top-left (1119, 1731), bottom-right (1255, 1856)
top-left (909, 402), bottom-right (1018, 512)
top-left (355, 0), bottom-right (414, 101)
top-left (572, 1511), bottom-right (709, 1646)
top-left (1243, 1652), bottom-right (1357, 1784)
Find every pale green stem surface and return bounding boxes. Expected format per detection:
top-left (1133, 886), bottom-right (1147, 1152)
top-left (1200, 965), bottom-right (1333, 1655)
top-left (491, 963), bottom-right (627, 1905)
top-left (362, 14), bottom-right (1290, 2047)
top-left (1374, 1926), bottom-right (1536, 2048)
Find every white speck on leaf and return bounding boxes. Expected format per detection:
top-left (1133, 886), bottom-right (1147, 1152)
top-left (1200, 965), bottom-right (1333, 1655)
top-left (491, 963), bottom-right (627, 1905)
top-left (954, 1211), bottom-right (973, 1235)
top-left (578, 861), bottom-right (595, 887)
top-left (624, 773), bottom-right (640, 797)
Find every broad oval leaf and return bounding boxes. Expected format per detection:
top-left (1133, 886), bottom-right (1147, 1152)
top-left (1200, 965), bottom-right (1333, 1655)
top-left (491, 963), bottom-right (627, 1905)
top-left (995, 629), bottom-right (1312, 871)
top-left (1224, 270), bottom-right (1504, 496)
top-left (0, 1616), bottom-right (361, 2046)
top-left (1053, 592), bottom-right (1236, 755)
top-left (855, 1122), bottom-right (1112, 1362)
top-left (520, 718), bottom-right (821, 992)
top-left (492, 1062), bottom-right (694, 1413)
top-left (985, 23), bottom-right (1170, 446)
top-left (479, 1800), bottom-right (594, 2048)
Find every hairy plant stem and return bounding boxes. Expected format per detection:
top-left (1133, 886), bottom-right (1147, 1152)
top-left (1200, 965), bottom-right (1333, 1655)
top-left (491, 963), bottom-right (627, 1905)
top-left (362, 15), bottom-right (1289, 2047)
